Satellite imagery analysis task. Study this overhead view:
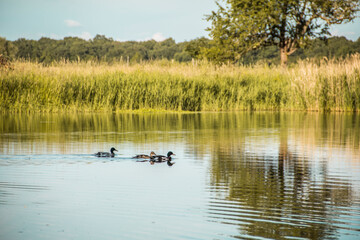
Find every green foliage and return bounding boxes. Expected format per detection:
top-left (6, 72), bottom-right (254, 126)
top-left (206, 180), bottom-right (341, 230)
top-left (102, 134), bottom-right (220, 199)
top-left (174, 51), bottom-right (192, 62)
top-left (184, 37), bottom-right (212, 59)
top-left (206, 0), bottom-right (360, 65)
top-left (0, 37), bottom-right (18, 60)
top-left (0, 34), bottom-right (360, 66)
top-left (10, 35), bottom-right (187, 63)
top-left (240, 37), bottom-right (360, 65)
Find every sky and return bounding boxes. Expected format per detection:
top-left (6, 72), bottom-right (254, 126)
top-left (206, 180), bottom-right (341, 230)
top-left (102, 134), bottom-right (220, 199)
top-left (1, 0), bottom-right (360, 43)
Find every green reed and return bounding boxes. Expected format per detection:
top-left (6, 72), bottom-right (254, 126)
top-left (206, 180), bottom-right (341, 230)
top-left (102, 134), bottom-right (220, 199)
top-left (1, 56), bottom-right (359, 112)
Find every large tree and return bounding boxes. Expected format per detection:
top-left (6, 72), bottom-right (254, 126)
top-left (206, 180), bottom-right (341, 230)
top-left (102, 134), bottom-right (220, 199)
top-left (207, 0), bottom-right (360, 66)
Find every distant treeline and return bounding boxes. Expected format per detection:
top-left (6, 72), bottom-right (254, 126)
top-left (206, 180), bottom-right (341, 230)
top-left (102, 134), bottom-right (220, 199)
top-left (1, 35), bottom-right (360, 65)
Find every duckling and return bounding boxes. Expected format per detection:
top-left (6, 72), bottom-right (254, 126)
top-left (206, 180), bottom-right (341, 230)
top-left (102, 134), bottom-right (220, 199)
top-left (132, 151), bottom-right (156, 159)
top-left (95, 147), bottom-right (118, 158)
top-left (151, 151), bottom-right (175, 162)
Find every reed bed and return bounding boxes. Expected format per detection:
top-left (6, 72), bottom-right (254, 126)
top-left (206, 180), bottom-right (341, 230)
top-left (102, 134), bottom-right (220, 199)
top-left (1, 56), bottom-right (359, 112)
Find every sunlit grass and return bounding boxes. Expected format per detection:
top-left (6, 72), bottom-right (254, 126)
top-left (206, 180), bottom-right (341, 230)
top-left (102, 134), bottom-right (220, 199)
top-left (1, 55), bottom-right (359, 112)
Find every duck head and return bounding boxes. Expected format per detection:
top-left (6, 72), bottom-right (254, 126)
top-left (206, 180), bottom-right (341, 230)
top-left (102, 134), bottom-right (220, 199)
top-left (110, 147), bottom-right (118, 153)
top-left (167, 151), bottom-right (175, 157)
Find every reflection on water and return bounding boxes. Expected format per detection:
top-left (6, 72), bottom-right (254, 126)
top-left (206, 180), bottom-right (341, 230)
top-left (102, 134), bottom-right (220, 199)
top-left (0, 112), bottom-right (359, 239)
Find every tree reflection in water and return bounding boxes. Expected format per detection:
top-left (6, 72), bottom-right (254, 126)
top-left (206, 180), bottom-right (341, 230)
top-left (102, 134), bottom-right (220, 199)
top-left (208, 113), bottom-right (359, 239)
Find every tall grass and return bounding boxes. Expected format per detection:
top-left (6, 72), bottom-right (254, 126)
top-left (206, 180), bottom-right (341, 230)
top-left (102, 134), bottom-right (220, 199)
top-left (290, 55), bottom-right (360, 111)
top-left (1, 56), bottom-right (359, 112)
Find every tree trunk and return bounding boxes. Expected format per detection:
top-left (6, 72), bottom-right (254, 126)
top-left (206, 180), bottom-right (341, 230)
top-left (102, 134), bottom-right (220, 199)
top-left (280, 48), bottom-right (288, 67)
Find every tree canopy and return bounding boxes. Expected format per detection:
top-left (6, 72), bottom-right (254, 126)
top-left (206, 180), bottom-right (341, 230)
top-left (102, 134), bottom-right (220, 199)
top-left (1, 35), bottom-right (360, 66)
top-left (5, 35), bottom-right (191, 64)
top-left (207, 0), bottom-right (360, 66)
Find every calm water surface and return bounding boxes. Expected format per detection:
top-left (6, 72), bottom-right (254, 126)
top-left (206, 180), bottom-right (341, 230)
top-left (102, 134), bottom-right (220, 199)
top-left (0, 112), bottom-right (359, 240)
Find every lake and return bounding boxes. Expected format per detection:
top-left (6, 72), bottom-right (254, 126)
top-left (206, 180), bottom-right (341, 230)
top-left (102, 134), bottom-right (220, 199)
top-left (0, 112), bottom-right (359, 240)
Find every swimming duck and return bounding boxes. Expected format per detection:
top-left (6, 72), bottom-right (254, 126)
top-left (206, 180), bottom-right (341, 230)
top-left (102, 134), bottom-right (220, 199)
top-left (132, 151), bottom-right (156, 159)
top-left (95, 147), bottom-right (118, 158)
top-left (151, 151), bottom-right (175, 162)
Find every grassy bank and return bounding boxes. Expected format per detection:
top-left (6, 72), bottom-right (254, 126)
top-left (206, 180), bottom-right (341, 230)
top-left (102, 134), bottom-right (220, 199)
top-left (1, 56), bottom-right (360, 112)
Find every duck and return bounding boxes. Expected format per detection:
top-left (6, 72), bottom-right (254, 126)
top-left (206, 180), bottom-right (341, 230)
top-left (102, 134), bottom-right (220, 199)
top-left (151, 151), bottom-right (176, 162)
top-left (132, 151), bottom-right (156, 159)
top-left (95, 147), bottom-right (118, 158)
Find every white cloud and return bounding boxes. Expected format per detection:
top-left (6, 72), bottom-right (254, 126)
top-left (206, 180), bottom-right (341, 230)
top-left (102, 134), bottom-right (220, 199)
top-left (152, 32), bottom-right (166, 42)
top-left (65, 19), bottom-right (82, 27)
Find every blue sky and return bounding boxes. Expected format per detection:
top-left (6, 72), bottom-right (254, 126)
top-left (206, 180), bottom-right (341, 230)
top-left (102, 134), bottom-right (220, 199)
top-left (1, 0), bottom-right (360, 42)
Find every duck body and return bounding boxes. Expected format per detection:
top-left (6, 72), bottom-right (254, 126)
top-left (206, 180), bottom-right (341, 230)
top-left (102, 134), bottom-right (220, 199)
top-left (133, 151), bottom-right (156, 159)
top-left (95, 147), bottom-right (118, 158)
top-left (151, 151), bottom-right (175, 163)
